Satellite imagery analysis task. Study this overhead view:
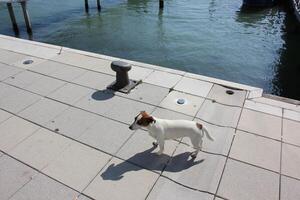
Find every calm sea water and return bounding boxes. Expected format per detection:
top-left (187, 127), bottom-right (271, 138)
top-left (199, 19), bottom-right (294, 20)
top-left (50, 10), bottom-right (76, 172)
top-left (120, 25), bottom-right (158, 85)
top-left (0, 0), bottom-right (299, 100)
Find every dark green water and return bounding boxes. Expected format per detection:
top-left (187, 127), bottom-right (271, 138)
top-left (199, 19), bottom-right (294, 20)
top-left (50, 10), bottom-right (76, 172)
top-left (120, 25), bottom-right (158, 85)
top-left (0, 0), bottom-right (300, 100)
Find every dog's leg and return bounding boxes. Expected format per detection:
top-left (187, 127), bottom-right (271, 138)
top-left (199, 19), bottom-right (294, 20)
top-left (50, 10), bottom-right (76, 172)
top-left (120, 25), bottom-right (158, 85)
top-left (152, 141), bottom-right (158, 147)
top-left (157, 139), bottom-right (165, 155)
top-left (190, 136), bottom-right (201, 159)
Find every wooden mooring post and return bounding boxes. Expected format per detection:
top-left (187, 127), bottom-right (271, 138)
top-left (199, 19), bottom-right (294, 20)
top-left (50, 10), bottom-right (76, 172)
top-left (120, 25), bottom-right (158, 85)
top-left (84, 0), bottom-right (101, 12)
top-left (1, 0), bottom-right (32, 34)
top-left (159, 0), bottom-right (164, 9)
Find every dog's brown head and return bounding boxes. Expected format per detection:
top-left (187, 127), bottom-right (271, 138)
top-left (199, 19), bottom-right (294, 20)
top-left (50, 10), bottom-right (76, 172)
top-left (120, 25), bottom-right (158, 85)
top-left (129, 111), bottom-right (155, 130)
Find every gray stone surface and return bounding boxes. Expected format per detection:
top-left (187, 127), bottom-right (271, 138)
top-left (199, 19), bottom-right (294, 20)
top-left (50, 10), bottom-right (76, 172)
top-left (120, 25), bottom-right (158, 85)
top-left (43, 142), bottom-right (111, 191)
top-left (19, 98), bottom-right (69, 125)
top-left (11, 128), bottom-right (72, 170)
top-left (0, 63), bottom-right (23, 81)
top-left (196, 100), bottom-right (241, 128)
top-left (238, 108), bottom-right (282, 140)
top-left (281, 176), bottom-right (300, 200)
top-left (282, 143), bottom-right (300, 179)
top-left (283, 109), bottom-right (300, 122)
top-left (182, 119), bottom-right (234, 156)
top-left (159, 91), bottom-right (205, 116)
top-left (10, 174), bottom-right (79, 200)
top-left (12, 57), bottom-right (47, 69)
top-left (72, 71), bottom-right (115, 90)
top-left (0, 116), bottom-right (40, 152)
top-left (144, 70), bottom-right (182, 88)
top-left (230, 130), bottom-right (281, 172)
top-left (47, 83), bottom-right (94, 105)
top-left (4, 71), bottom-right (42, 89)
top-left (84, 158), bottom-right (159, 200)
top-left (207, 84), bottom-right (246, 107)
top-left (45, 107), bottom-right (99, 139)
top-left (218, 159), bottom-right (279, 200)
top-left (283, 118), bottom-right (300, 146)
top-left (163, 144), bottom-right (226, 193)
top-left (244, 100), bottom-right (282, 117)
top-left (174, 77), bottom-right (213, 98)
top-left (117, 130), bottom-right (178, 172)
top-left (151, 107), bottom-right (193, 121)
top-left (79, 116), bottom-right (133, 154)
top-left (147, 177), bottom-right (214, 200)
top-left (0, 48), bottom-right (27, 65)
top-left (0, 155), bottom-right (36, 200)
top-left (0, 109), bottom-right (12, 124)
top-left (117, 83), bottom-right (169, 106)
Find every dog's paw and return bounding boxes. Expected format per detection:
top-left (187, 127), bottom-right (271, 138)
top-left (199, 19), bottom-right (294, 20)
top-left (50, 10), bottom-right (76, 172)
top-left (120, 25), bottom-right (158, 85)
top-left (190, 152), bottom-right (197, 159)
top-left (152, 142), bottom-right (158, 147)
top-left (156, 151), bottom-right (163, 155)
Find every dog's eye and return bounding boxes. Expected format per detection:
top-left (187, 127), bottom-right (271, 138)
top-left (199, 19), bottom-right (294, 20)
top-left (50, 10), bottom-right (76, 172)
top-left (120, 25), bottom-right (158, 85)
top-left (137, 120), bottom-right (142, 125)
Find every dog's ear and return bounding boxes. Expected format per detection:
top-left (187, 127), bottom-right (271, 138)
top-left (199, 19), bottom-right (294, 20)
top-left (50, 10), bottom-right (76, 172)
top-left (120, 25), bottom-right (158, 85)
top-left (145, 116), bottom-right (155, 124)
top-left (137, 115), bottom-right (155, 126)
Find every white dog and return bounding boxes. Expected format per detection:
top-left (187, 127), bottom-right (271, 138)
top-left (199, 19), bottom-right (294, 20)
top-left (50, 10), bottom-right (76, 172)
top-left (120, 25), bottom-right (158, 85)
top-left (129, 111), bottom-right (214, 158)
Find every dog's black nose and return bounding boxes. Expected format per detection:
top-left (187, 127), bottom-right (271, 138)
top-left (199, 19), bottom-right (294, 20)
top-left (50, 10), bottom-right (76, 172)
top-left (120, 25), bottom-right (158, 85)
top-left (129, 126), bottom-right (133, 130)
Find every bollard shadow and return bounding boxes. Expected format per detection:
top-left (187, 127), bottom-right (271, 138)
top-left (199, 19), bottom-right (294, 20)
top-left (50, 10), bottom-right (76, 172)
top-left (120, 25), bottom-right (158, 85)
top-left (101, 146), bottom-right (204, 181)
top-left (91, 89), bottom-right (115, 101)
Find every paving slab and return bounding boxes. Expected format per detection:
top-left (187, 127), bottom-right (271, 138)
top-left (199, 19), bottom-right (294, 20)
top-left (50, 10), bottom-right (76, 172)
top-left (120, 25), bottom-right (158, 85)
top-left (196, 100), bottom-right (241, 128)
top-left (19, 98), bottom-right (69, 125)
top-left (159, 91), bottom-right (205, 116)
top-left (251, 97), bottom-right (297, 110)
top-left (47, 83), bottom-right (94, 105)
top-left (0, 116), bottom-right (40, 152)
top-left (43, 142), bottom-right (111, 192)
top-left (174, 77), bottom-right (213, 98)
top-left (281, 176), bottom-right (300, 200)
top-left (10, 173), bottom-right (79, 200)
top-left (0, 63), bottom-right (23, 81)
top-left (117, 130), bottom-right (178, 172)
top-left (72, 71), bottom-right (115, 90)
top-left (229, 130), bottom-right (281, 172)
top-left (207, 84), bottom-right (246, 107)
top-left (282, 143), bottom-right (300, 179)
top-left (129, 65), bottom-right (153, 81)
top-left (0, 85), bottom-right (41, 114)
top-left (144, 70), bottom-right (182, 88)
top-left (244, 100), bottom-right (282, 117)
top-left (237, 108), bottom-right (281, 140)
top-left (79, 116), bottom-right (133, 154)
top-left (163, 144), bottom-right (226, 193)
top-left (283, 109), bottom-right (300, 122)
top-left (283, 118), bottom-right (300, 146)
top-left (0, 155), bottom-right (36, 200)
top-left (45, 107), bottom-right (100, 139)
top-left (0, 48), bottom-right (27, 65)
top-left (10, 128), bottom-right (72, 170)
top-left (4, 71), bottom-right (43, 89)
top-left (84, 158), bottom-right (159, 200)
top-left (30, 60), bottom-right (87, 81)
top-left (217, 159), bottom-right (279, 200)
top-left (147, 176), bottom-right (213, 200)
top-left (11, 57), bottom-right (47, 69)
top-left (117, 83), bottom-right (169, 106)
top-left (182, 119), bottom-right (235, 156)
top-left (151, 107), bottom-right (193, 121)
top-left (0, 109), bottom-right (12, 124)
top-left (78, 195), bottom-right (93, 200)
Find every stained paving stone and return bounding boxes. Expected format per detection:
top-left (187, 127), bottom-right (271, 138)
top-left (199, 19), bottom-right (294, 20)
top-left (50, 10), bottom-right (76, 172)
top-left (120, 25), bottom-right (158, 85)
top-left (79, 116), bottom-right (133, 155)
top-left (0, 63), bottom-right (23, 81)
top-left (10, 128), bottom-right (72, 170)
top-left (0, 155), bottom-right (36, 200)
top-left (43, 142), bottom-right (111, 191)
top-left (163, 144), bottom-right (226, 193)
top-left (159, 91), bottom-right (205, 116)
top-left (207, 84), bottom-right (246, 107)
top-left (10, 173), bottom-right (79, 200)
top-left (174, 77), bottom-right (213, 98)
top-left (84, 158), bottom-right (159, 200)
top-left (11, 57), bottom-right (47, 69)
top-left (281, 176), bottom-right (300, 200)
top-left (72, 71), bottom-right (115, 90)
top-left (45, 107), bottom-right (99, 139)
top-left (144, 70), bottom-right (182, 88)
top-left (4, 71), bottom-right (42, 88)
top-left (217, 159), bottom-right (279, 200)
top-left (147, 176), bottom-right (214, 200)
top-left (282, 143), bottom-right (300, 179)
top-left (283, 118), bottom-right (300, 146)
top-left (19, 98), bottom-right (69, 125)
top-left (117, 83), bottom-right (169, 106)
top-left (182, 119), bottom-right (234, 156)
top-left (117, 130), bottom-right (178, 172)
top-left (196, 99), bottom-right (241, 128)
top-left (229, 130), bottom-right (281, 172)
top-left (238, 108), bottom-right (281, 140)
top-left (47, 83), bottom-right (94, 105)
top-left (0, 116), bottom-right (40, 152)
top-left (0, 109), bottom-right (12, 124)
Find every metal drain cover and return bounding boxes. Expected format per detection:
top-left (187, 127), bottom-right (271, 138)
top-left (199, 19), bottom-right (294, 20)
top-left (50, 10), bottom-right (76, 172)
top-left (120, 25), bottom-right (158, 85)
top-left (23, 60), bottom-right (34, 65)
top-left (177, 98), bottom-right (186, 105)
top-left (226, 90), bottom-right (234, 95)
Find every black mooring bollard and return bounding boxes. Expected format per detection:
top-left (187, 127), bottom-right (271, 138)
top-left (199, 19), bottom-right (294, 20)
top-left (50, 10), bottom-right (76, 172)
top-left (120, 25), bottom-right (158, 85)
top-left (85, 0), bottom-right (89, 12)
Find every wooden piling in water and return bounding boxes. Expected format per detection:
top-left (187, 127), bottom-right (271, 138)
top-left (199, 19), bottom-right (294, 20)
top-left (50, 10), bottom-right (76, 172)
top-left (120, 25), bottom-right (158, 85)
top-left (159, 0), bottom-right (164, 9)
top-left (96, 0), bottom-right (101, 11)
top-left (20, 1), bottom-right (32, 33)
top-left (85, 0), bottom-right (89, 12)
top-left (6, 2), bottom-right (19, 34)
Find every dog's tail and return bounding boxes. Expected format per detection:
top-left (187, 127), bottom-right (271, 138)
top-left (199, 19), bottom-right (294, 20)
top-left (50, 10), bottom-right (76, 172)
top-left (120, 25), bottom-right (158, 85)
top-left (202, 126), bottom-right (215, 141)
